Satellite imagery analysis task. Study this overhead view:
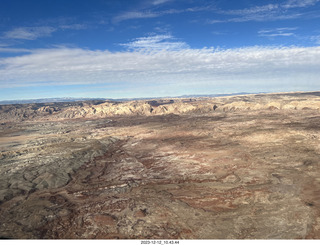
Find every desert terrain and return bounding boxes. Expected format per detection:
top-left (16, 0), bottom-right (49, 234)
top-left (0, 91), bottom-right (320, 239)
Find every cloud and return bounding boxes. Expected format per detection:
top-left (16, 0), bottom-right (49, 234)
top-left (2, 22), bottom-right (88, 42)
top-left (258, 27), bottom-right (298, 37)
top-left (59, 24), bottom-right (88, 30)
top-left (222, 4), bottom-right (280, 16)
top-left (3, 26), bottom-right (56, 40)
top-left (152, 0), bottom-right (172, 5)
top-left (310, 35), bottom-right (320, 44)
top-left (113, 11), bottom-right (159, 23)
top-left (0, 47), bottom-right (31, 53)
top-left (120, 34), bottom-right (189, 51)
top-left (0, 42), bottom-right (31, 53)
top-left (1, 43), bottom-right (320, 96)
top-left (208, 13), bottom-right (302, 24)
top-left (113, 0), bottom-right (319, 24)
top-left (208, 0), bottom-right (320, 23)
top-left (283, 0), bottom-right (320, 8)
top-left (113, 5), bottom-right (210, 23)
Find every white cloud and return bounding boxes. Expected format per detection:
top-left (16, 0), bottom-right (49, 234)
top-left (113, 5), bottom-right (210, 23)
top-left (283, 0), bottom-right (320, 8)
top-left (120, 34), bottom-right (189, 51)
top-left (208, 13), bottom-right (302, 24)
top-left (2, 22), bottom-right (88, 42)
top-left (152, 0), bottom-right (172, 5)
top-left (223, 0), bottom-right (319, 16)
top-left (59, 24), bottom-right (88, 30)
top-left (113, 11), bottom-right (159, 23)
top-left (113, 0), bottom-right (319, 25)
top-left (209, 0), bottom-right (320, 23)
top-left (0, 42), bottom-right (31, 53)
top-left (1, 43), bottom-right (320, 95)
top-left (222, 4), bottom-right (279, 16)
top-left (0, 47), bottom-right (31, 53)
top-left (310, 35), bottom-right (320, 44)
top-left (258, 27), bottom-right (298, 37)
top-left (4, 26), bottom-right (56, 40)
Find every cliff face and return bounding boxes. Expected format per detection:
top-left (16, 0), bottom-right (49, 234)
top-left (1, 92), bottom-right (320, 122)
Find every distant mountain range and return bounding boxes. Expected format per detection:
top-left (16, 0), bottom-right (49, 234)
top-left (0, 97), bottom-right (106, 105)
top-left (0, 92), bottom-right (257, 105)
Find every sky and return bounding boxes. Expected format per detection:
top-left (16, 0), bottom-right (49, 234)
top-left (0, 0), bottom-right (320, 100)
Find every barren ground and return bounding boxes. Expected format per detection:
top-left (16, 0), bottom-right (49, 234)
top-left (0, 92), bottom-right (320, 239)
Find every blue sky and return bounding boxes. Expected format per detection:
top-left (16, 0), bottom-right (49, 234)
top-left (0, 0), bottom-right (320, 100)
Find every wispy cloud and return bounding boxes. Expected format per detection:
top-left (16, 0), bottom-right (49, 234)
top-left (4, 26), bottom-right (56, 40)
top-left (120, 34), bottom-right (189, 51)
top-left (222, 4), bottom-right (279, 16)
top-left (2, 22), bottom-right (88, 42)
top-left (283, 0), bottom-right (320, 8)
top-left (208, 0), bottom-right (320, 24)
top-left (152, 0), bottom-right (172, 5)
top-left (258, 27), bottom-right (298, 37)
top-left (0, 47), bottom-right (31, 53)
top-left (114, 0), bottom-right (320, 24)
top-left (0, 42), bottom-right (31, 53)
top-left (208, 13), bottom-right (302, 24)
top-left (113, 5), bottom-right (211, 23)
top-left (59, 24), bottom-right (88, 30)
top-left (113, 11), bottom-right (159, 23)
top-left (310, 35), bottom-right (320, 44)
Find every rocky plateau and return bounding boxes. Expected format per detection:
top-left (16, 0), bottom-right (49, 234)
top-left (0, 91), bottom-right (320, 239)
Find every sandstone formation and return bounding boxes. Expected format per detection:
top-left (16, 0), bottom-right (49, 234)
top-left (1, 92), bottom-right (320, 122)
top-left (0, 91), bottom-right (320, 239)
